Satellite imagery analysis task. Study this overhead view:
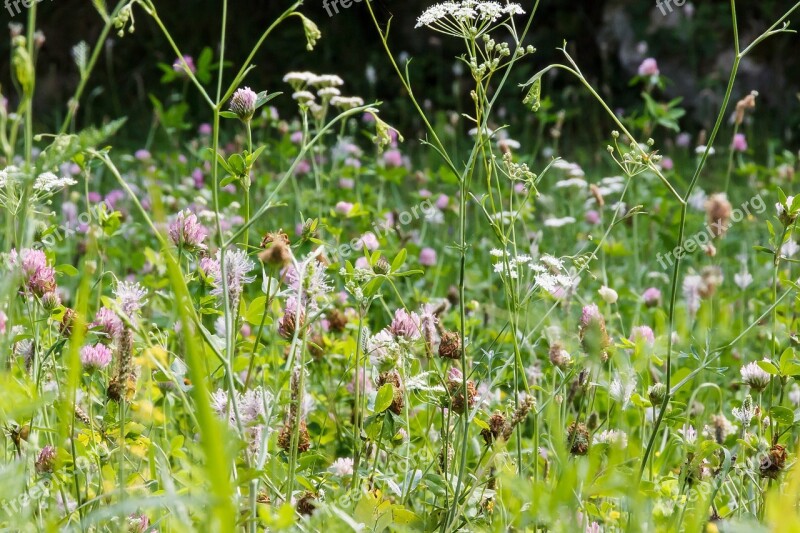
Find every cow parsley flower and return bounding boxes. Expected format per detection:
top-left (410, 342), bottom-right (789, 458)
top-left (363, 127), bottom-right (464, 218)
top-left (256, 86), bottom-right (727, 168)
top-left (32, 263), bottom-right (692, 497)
top-left (33, 172), bottom-right (77, 193)
top-left (415, 0), bottom-right (525, 38)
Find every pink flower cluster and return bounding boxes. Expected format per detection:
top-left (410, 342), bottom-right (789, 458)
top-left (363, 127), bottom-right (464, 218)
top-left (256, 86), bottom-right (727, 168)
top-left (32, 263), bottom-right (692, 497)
top-left (10, 248), bottom-right (57, 297)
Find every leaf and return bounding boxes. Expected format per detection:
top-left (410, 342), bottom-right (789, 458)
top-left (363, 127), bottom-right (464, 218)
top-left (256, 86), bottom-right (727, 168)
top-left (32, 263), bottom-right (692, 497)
top-left (219, 111), bottom-right (239, 119)
top-left (255, 91), bottom-right (282, 110)
top-left (780, 348), bottom-right (796, 375)
top-left (374, 383), bottom-right (395, 413)
top-left (770, 406), bottom-right (795, 426)
top-left (758, 360), bottom-right (780, 375)
top-left (391, 249), bottom-right (407, 273)
top-left (56, 264), bottom-right (79, 276)
top-left (227, 154), bottom-right (246, 175)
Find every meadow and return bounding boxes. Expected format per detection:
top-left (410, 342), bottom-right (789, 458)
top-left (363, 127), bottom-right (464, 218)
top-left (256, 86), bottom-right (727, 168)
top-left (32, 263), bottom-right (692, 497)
top-left (2, 0), bottom-right (800, 531)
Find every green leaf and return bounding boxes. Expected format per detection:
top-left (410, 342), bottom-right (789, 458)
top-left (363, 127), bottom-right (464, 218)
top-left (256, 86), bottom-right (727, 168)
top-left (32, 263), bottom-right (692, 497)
top-left (255, 91), bottom-right (282, 110)
top-left (770, 406), bottom-right (794, 426)
top-left (228, 154), bottom-right (246, 175)
top-left (780, 348), bottom-right (795, 375)
top-left (219, 111), bottom-right (239, 119)
top-left (374, 383), bottom-right (395, 413)
top-left (391, 249), bottom-right (407, 273)
top-left (758, 360), bottom-right (780, 375)
top-left (56, 264), bottom-right (79, 276)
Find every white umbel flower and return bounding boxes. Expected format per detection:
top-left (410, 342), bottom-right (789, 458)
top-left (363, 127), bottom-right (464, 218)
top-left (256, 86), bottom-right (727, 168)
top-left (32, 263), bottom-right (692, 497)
top-left (33, 172), bottom-right (77, 192)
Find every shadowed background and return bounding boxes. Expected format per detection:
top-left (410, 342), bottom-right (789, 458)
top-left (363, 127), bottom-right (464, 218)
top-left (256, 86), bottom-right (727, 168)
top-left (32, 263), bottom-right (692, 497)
top-left (1, 0), bottom-right (798, 148)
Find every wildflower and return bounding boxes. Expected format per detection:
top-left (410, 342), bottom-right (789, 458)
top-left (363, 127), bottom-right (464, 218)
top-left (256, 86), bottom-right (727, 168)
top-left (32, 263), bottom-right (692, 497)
top-left (41, 291), bottom-right (61, 311)
top-left (114, 280), bottom-right (147, 317)
top-left (35, 445), bottom-right (57, 474)
top-left (732, 133), bottom-right (748, 152)
top-left (202, 249), bottom-right (256, 310)
top-left (585, 210), bottom-right (600, 225)
top-left (567, 422), bottom-right (590, 455)
top-left (790, 383), bottom-right (800, 407)
top-left (548, 342), bottom-right (571, 369)
top-left (705, 193), bottom-right (732, 238)
top-left (734, 270), bottom-right (753, 289)
top-left (446, 368), bottom-right (477, 415)
top-left (642, 287), bottom-right (661, 307)
top-left (415, 1), bottom-right (525, 38)
top-left (678, 424), bottom-right (697, 445)
top-left (637, 57), bottom-right (659, 77)
top-left (609, 375), bottom-right (636, 409)
top-left (168, 210), bottom-right (207, 251)
top-left (335, 201), bottom-right (353, 215)
top-left (630, 325), bottom-right (655, 346)
top-left (598, 285), bottom-right (618, 304)
top-left (329, 457), bottom-right (354, 477)
top-left (127, 514), bottom-right (150, 533)
top-left (579, 304), bottom-right (611, 360)
top-left (682, 274), bottom-right (703, 316)
top-left (438, 330), bottom-right (462, 360)
top-left (172, 54), bottom-right (195, 74)
top-left (419, 247), bottom-right (437, 266)
top-left (383, 149), bottom-right (403, 167)
top-left (278, 297), bottom-right (305, 340)
top-left (740, 361), bottom-right (771, 391)
top-left (10, 248), bottom-right (57, 297)
top-left (481, 412), bottom-right (512, 445)
top-left (277, 419), bottom-right (311, 453)
top-left (80, 344), bottom-right (113, 371)
top-left (732, 395), bottom-right (755, 427)
top-left (647, 383), bottom-right (667, 405)
top-left (134, 149), bottom-right (151, 161)
top-left (734, 91), bottom-right (758, 126)
top-left (594, 429), bottom-right (627, 449)
top-left (229, 87), bottom-right (258, 122)
top-left (389, 308), bottom-right (421, 340)
top-left (93, 307), bottom-right (123, 340)
top-left (776, 195), bottom-right (799, 226)
top-left (760, 444), bottom-right (787, 479)
top-left (296, 491), bottom-right (317, 516)
top-left (702, 414), bottom-right (735, 444)
top-left (32, 172), bottom-right (77, 193)
top-left (259, 230), bottom-right (293, 267)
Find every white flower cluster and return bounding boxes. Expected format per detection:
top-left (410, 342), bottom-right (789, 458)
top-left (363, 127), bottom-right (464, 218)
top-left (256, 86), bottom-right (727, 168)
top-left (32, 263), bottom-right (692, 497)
top-left (490, 250), bottom-right (574, 294)
top-left (33, 172), bottom-right (78, 192)
top-left (594, 429), bottom-right (628, 449)
top-left (416, 1), bottom-right (525, 34)
top-left (211, 387), bottom-right (272, 426)
top-left (283, 71), bottom-right (365, 114)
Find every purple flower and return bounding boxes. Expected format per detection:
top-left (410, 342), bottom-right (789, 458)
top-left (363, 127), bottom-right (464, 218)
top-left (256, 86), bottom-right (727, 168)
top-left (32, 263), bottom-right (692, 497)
top-left (192, 168), bottom-right (205, 188)
top-left (80, 344), bottom-right (113, 370)
top-left (198, 123), bottom-right (212, 136)
top-left (358, 232), bottom-right (379, 251)
top-left (134, 149), bottom-right (151, 161)
top-left (339, 178), bottom-right (355, 189)
top-left (10, 248), bottom-right (56, 297)
top-left (335, 201), bottom-right (354, 215)
top-left (383, 149), bottom-right (403, 168)
top-left (295, 160), bottom-right (311, 175)
top-left (585, 210), bottom-right (600, 225)
top-left (642, 287), bottom-right (662, 307)
top-left (229, 87), bottom-right (258, 122)
top-left (202, 249), bottom-right (256, 309)
top-left (290, 131), bottom-right (304, 144)
top-left (172, 55), bottom-right (196, 74)
top-left (661, 157), bottom-right (674, 170)
top-left (629, 325), bottom-right (655, 346)
top-left (676, 132), bottom-right (691, 148)
top-left (0, 311), bottom-right (6, 335)
top-left (580, 304), bottom-right (603, 328)
top-left (169, 210), bottom-right (207, 251)
top-left (436, 194), bottom-right (449, 209)
top-left (115, 281), bottom-right (148, 317)
top-left (732, 133), bottom-right (748, 152)
top-left (419, 247), bottom-right (437, 266)
top-left (638, 58), bottom-right (659, 77)
top-left (390, 309), bottom-right (422, 340)
top-left (93, 306), bottom-right (123, 340)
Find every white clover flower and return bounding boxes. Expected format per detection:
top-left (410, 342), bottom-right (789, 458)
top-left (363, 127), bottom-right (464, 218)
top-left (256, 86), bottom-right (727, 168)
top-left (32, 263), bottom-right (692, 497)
top-left (598, 285), bottom-right (618, 304)
top-left (740, 361), bottom-right (771, 391)
top-left (329, 457), bottom-right (354, 477)
top-left (609, 374), bottom-right (636, 409)
top-left (594, 429), bottom-right (627, 449)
